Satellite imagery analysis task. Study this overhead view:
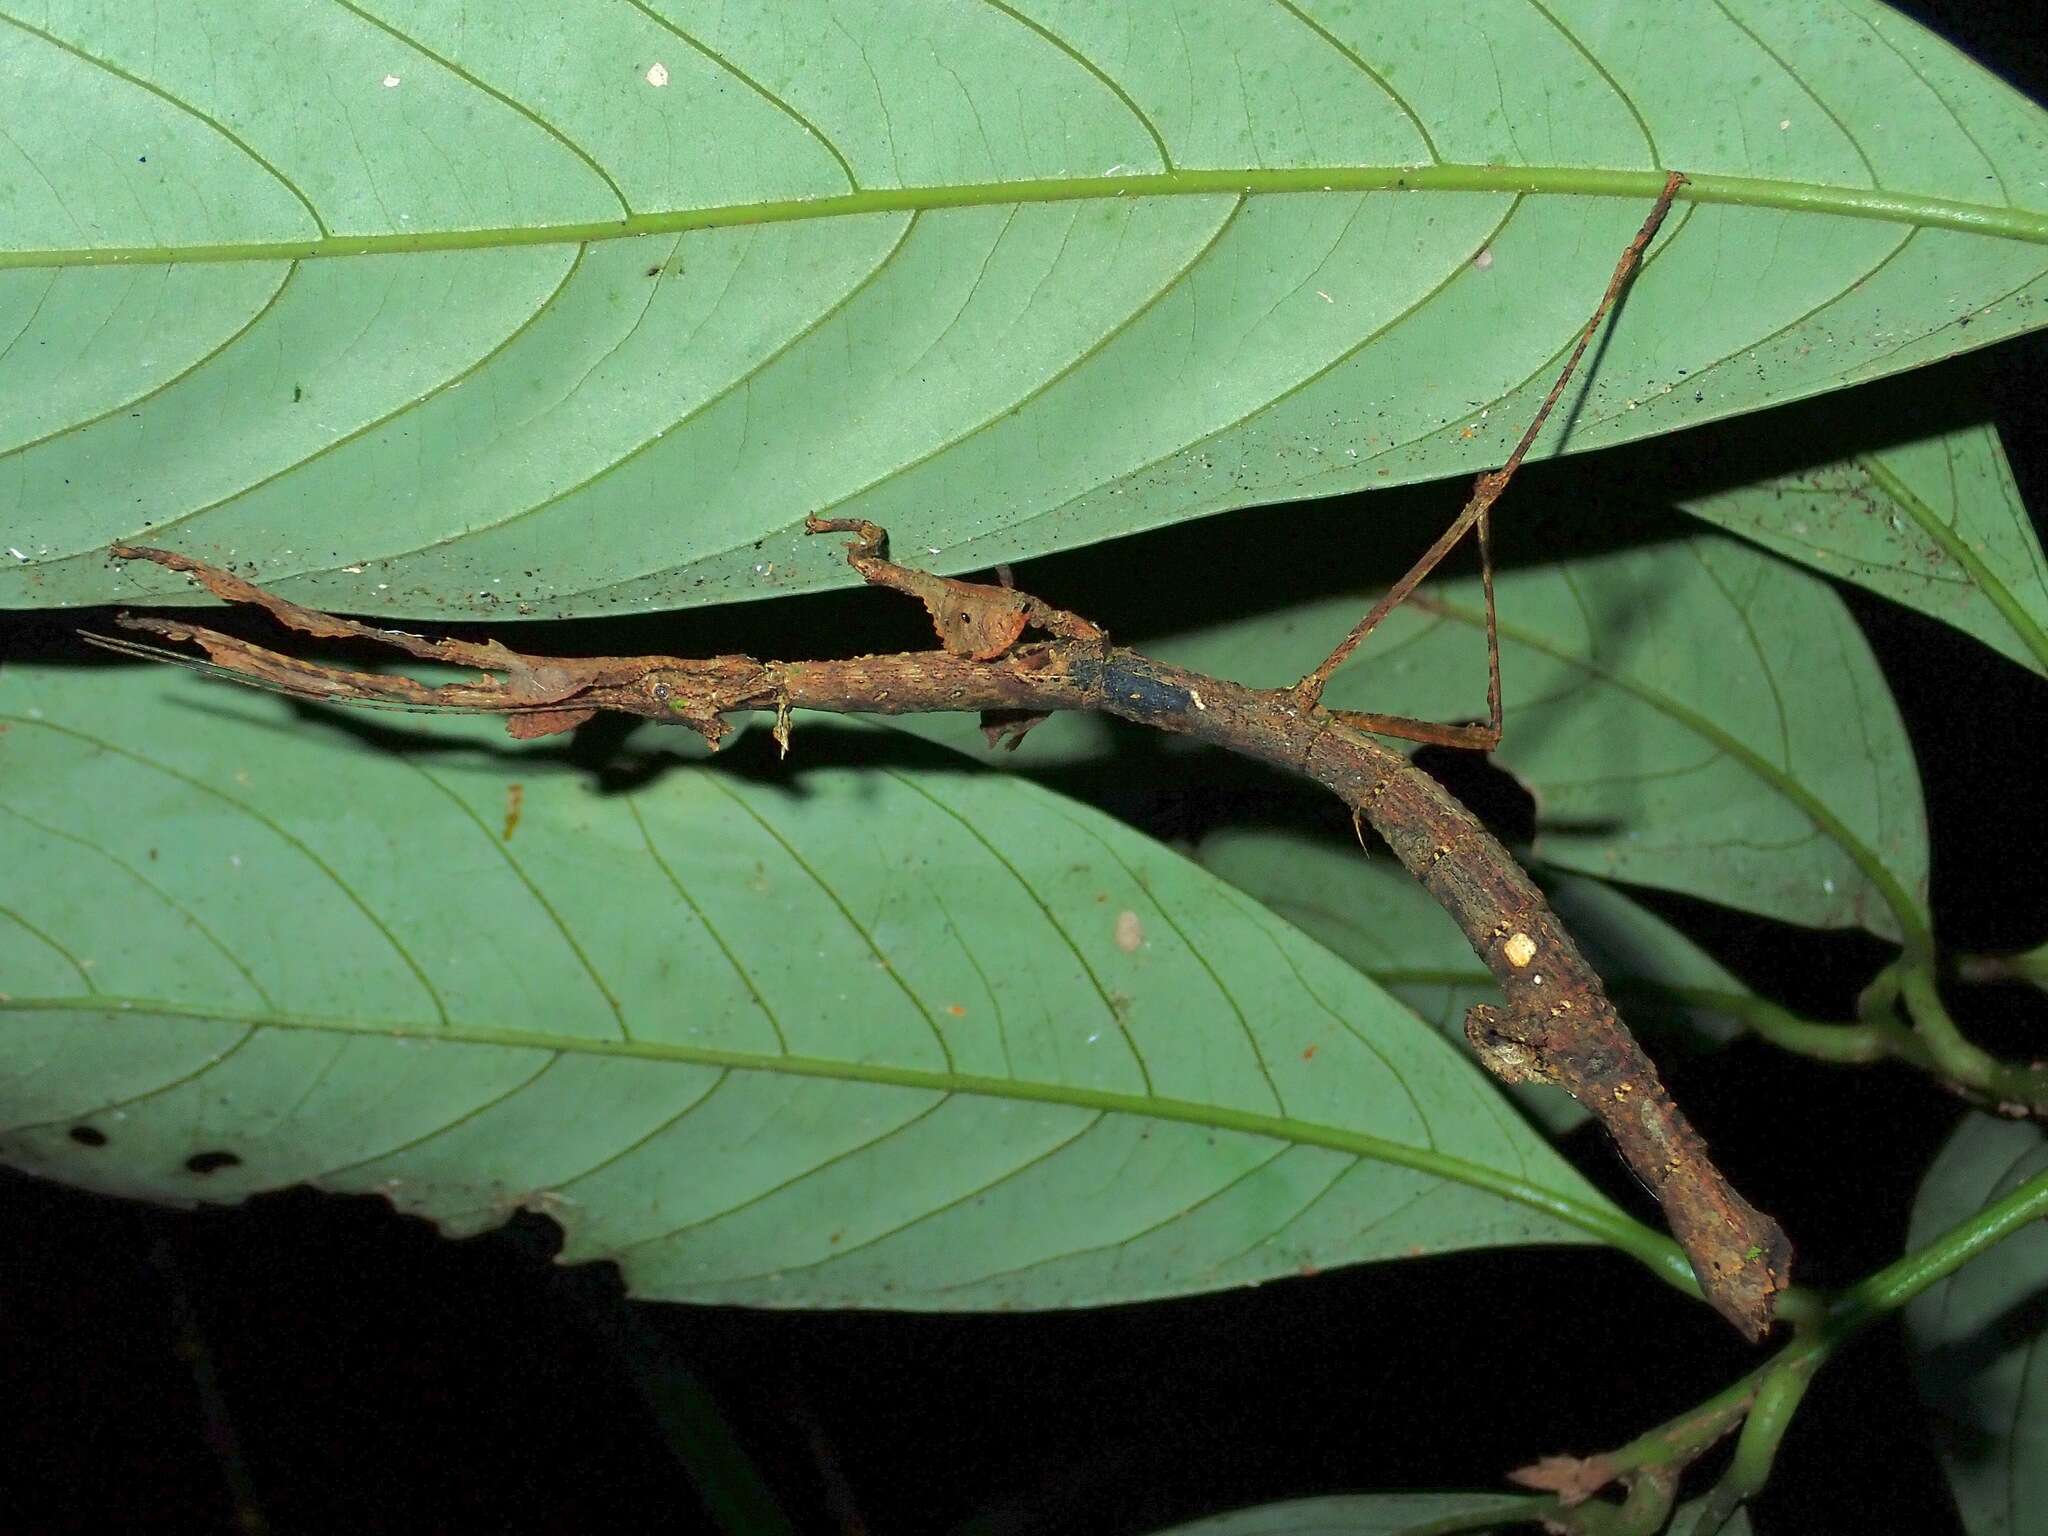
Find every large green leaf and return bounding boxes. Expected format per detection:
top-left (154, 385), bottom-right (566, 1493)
top-left (0, 662), bottom-right (1654, 1308)
top-left (3, 1), bottom-right (2046, 616)
top-left (1906, 1114), bottom-right (2048, 1536)
top-left (1195, 829), bottom-right (1747, 1134)
top-left (1678, 421), bottom-right (2048, 677)
top-left (1124, 533), bottom-right (1928, 943)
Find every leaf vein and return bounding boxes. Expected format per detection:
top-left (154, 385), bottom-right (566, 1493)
top-left (699, 771), bottom-right (956, 1073)
top-left (619, 0), bottom-right (861, 193)
top-left (326, 0), bottom-right (633, 217)
top-left (0, 10), bottom-right (330, 235)
top-left (0, 714), bottom-right (453, 1022)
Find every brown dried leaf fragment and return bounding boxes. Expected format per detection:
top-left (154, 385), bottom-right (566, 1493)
top-left (979, 708), bottom-right (1050, 750)
top-left (935, 585), bottom-right (1030, 660)
top-left (1509, 1451), bottom-right (1618, 1505)
top-left (805, 516), bottom-right (1103, 659)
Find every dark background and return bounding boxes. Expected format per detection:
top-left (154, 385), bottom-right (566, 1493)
top-left (5, 4), bottom-right (2044, 1532)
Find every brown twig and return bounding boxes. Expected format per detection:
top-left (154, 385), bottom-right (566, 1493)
top-left (93, 523), bottom-right (1789, 1338)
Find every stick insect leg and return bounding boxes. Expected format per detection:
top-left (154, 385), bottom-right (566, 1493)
top-left (1294, 171), bottom-right (1686, 745)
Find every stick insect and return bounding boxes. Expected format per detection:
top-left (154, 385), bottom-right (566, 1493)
top-left (82, 171), bottom-right (1790, 1341)
top-left (87, 173), bottom-right (1683, 757)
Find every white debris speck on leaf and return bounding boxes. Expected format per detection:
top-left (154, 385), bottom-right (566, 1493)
top-left (341, 564), bottom-right (365, 574)
top-left (6, 548), bottom-right (25, 562)
top-left (382, 74), bottom-right (401, 88)
top-left (1086, 1031), bottom-right (1102, 1044)
top-left (1779, 119), bottom-right (1791, 130)
top-left (1315, 289), bottom-right (1334, 303)
top-left (645, 61), bottom-right (669, 87)
top-left (1823, 877), bottom-right (1837, 895)
top-left (228, 854), bottom-right (241, 870)
top-left (1473, 247), bottom-right (1494, 271)
top-left (1114, 910), bottom-right (1143, 954)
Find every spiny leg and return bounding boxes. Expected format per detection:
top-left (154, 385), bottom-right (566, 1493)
top-left (1294, 171), bottom-right (1687, 747)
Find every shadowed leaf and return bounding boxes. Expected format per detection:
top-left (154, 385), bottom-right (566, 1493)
top-left (1906, 1114), bottom-right (2048, 1536)
top-left (0, 663), bottom-right (1658, 1308)
top-left (1679, 421), bottom-right (2048, 676)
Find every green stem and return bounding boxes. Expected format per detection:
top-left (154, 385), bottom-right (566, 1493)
top-left (1660, 986), bottom-right (1913, 1066)
top-left (1684, 1351), bottom-right (1820, 1534)
top-left (1667, 959), bottom-right (2047, 1114)
top-left (1956, 938), bottom-right (2048, 991)
top-left (1832, 1159), bottom-right (2048, 1326)
top-left (1899, 964), bottom-right (2048, 1112)
top-left (1358, 1129), bottom-right (2048, 1536)
top-left (1623, 1161), bottom-right (2048, 1521)
top-left (1856, 961), bottom-right (1905, 1031)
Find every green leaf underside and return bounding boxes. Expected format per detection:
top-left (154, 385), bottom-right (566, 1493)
top-left (3, 1), bottom-right (2046, 617)
top-left (1680, 421), bottom-right (2048, 678)
top-left (1144, 1493), bottom-right (1750, 1535)
top-left (1131, 532), bottom-right (1928, 943)
top-left (0, 665), bottom-right (1651, 1310)
top-left (1906, 1115), bottom-right (2048, 1536)
top-left (1196, 829), bottom-right (1747, 1136)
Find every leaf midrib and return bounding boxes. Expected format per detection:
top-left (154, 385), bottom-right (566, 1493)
top-left (1, 991), bottom-right (1689, 1290)
top-left (8, 165), bottom-right (2045, 270)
